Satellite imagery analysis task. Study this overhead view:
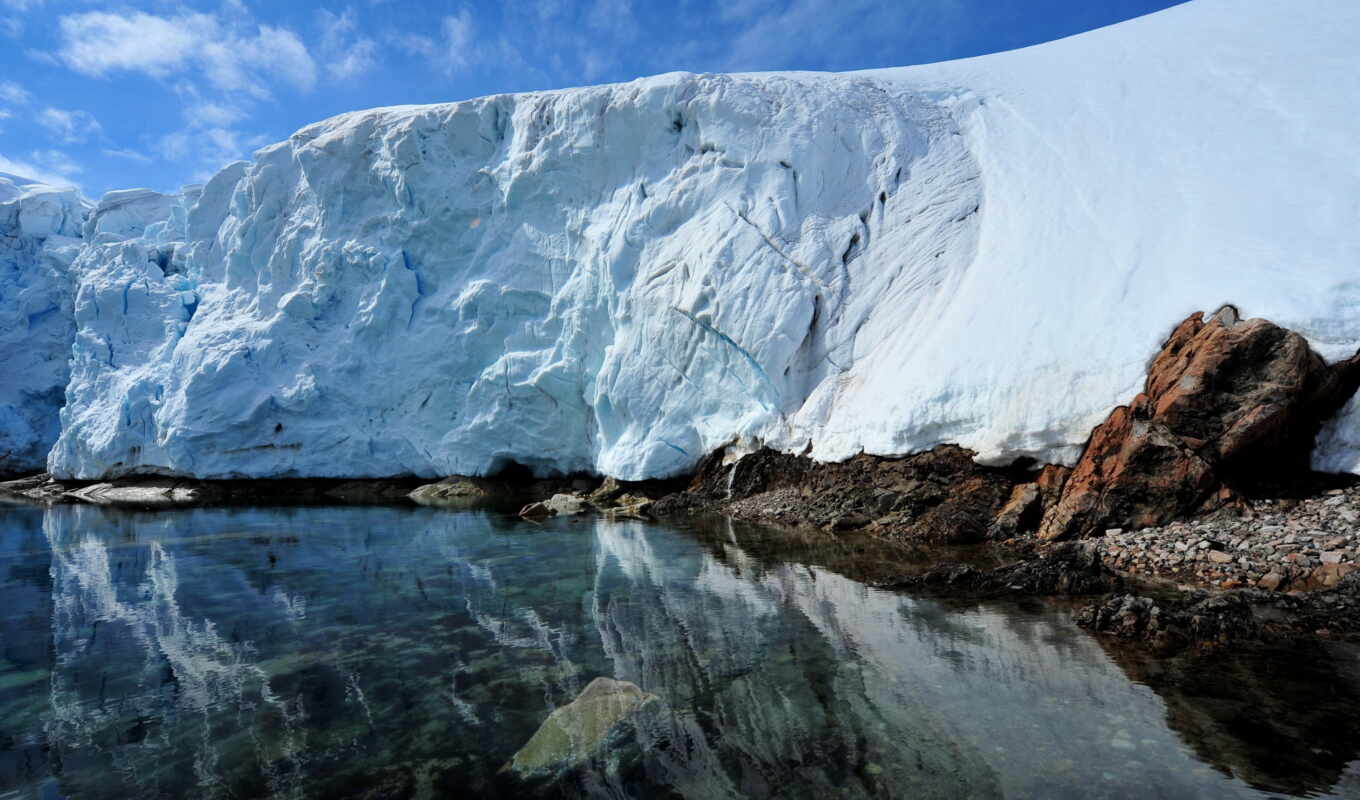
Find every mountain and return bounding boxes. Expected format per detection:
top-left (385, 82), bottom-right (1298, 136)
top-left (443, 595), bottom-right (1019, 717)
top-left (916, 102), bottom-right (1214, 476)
top-left (5, 0), bottom-right (1359, 480)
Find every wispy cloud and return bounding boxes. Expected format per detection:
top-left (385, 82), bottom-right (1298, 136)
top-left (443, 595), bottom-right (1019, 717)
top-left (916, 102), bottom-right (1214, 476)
top-left (37, 107), bottom-right (103, 144)
top-left (318, 8), bottom-right (380, 80)
top-left (0, 150), bottom-right (82, 191)
top-left (0, 79), bottom-right (28, 105)
top-left (49, 6), bottom-right (326, 184)
top-left (102, 147), bottom-right (152, 164)
top-left (398, 9), bottom-right (476, 77)
top-left (158, 125), bottom-right (267, 183)
top-left (29, 148), bottom-right (82, 176)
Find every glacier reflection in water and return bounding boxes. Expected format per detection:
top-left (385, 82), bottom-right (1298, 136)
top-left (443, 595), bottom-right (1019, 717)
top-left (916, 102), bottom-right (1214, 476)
top-left (0, 503), bottom-right (1358, 799)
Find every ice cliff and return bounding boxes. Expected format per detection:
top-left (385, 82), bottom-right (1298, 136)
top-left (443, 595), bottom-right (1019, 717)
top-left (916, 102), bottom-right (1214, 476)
top-left (6, 0), bottom-right (1360, 480)
top-left (0, 174), bottom-right (86, 473)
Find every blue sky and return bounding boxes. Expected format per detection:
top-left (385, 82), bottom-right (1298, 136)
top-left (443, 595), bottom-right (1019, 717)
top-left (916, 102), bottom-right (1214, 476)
top-left (1, 0), bottom-right (1185, 197)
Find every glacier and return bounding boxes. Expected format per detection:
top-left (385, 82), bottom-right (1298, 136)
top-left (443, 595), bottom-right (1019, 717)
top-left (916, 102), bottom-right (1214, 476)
top-left (0, 174), bottom-right (86, 474)
top-left (5, 0), bottom-right (1360, 480)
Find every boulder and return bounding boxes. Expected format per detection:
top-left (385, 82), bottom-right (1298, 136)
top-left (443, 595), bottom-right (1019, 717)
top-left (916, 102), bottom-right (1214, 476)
top-left (603, 493), bottom-right (654, 518)
top-left (519, 493), bottom-right (588, 518)
top-left (0, 473), bottom-right (67, 504)
top-left (409, 475), bottom-right (505, 506)
top-left (988, 482), bottom-right (1040, 539)
top-left (1041, 310), bottom-right (1360, 540)
top-left (587, 477), bottom-right (625, 505)
top-left (503, 677), bottom-right (657, 776)
top-left (63, 478), bottom-right (210, 507)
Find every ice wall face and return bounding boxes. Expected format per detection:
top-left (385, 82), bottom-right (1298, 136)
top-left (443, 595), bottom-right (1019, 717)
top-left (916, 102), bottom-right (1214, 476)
top-left (39, 0), bottom-right (1360, 480)
top-left (0, 177), bottom-right (86, 474)
top-left (51, 74), bottom-right (982, 479)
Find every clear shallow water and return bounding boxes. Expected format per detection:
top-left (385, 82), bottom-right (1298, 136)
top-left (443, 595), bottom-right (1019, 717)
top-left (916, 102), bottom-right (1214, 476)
top-left (0, 504), bottom-right (1358, 799)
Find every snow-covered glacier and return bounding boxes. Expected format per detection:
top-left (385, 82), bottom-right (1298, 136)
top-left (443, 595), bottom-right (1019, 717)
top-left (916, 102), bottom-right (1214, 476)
top-left (18, 0), bottom-right (1360, 479)
top-left (0, 175), bottom-right (85, 474)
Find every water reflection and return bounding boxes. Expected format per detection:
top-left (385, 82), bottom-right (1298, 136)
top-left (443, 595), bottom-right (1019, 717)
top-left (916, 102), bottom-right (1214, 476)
top-left (0, 504), bottom-right (1356, 798)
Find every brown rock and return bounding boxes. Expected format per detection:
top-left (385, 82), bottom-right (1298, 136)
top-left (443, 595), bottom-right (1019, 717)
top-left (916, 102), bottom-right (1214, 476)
top-left (588, 477), bottom-right (625, 505)
top-left (1307, 563), bottom-right (1356, 589)
top-left (1258, 571), bottom-right (1285, 591)
top-left (1040, 311), bottom-right (1360, 540)
top-left (694, 444), bottom-right (1017, 545)
top-left (988, 482), bottom-right (1041, 538)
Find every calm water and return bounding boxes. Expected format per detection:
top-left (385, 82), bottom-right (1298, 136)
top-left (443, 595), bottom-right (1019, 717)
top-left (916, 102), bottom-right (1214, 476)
top-left (1, 504), bottom-right (1358, 799)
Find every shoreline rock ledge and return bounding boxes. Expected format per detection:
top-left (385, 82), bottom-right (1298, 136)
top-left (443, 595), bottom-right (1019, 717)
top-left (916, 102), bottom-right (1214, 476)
top-left (1039, 306), bottom-right (1360, 540)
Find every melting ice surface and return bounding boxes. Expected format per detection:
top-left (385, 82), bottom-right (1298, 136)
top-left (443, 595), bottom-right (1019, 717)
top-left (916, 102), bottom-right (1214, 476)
top-left (1, 505), bottom-right (1359, 799)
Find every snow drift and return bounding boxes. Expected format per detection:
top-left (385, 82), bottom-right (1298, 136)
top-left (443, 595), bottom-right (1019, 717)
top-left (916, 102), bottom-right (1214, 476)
top-left (13, 0), bottom-right (1360, 479)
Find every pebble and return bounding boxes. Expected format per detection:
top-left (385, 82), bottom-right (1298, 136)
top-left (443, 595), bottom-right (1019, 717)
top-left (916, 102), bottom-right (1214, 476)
top-left (1092, 484), bottom-right (1360, 592)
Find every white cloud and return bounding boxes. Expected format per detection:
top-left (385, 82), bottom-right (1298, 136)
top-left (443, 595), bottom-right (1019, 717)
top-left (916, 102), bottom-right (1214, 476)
top-left (102, 147), bottom-right (152, 164)
top-left (0, 153), bottom-right (78, 189)
top-left (319, 8), bottom-right (379, 80)
top-left (0, 80), bottom-right (28, 105)
top-left (185, 100), bottom-right (246, 128)
top-left (400, 10), bottom-right (476, 76)
top-left (29, 148), bottom-right (82, 176)
top-left (37, 107), bottom-right (103, 143)
top-left (0, 0), bottom-right (45, 10)
top-left (442, 11), bottom-right (476, 69)
top-left (57, 11), bottom-right (202, 77)
top-left (51, 6), bottom-right (328, 186)
top-left (159, 125), bottom-right (267, 182)
top-left (55, 9), bottom-right (317, 98)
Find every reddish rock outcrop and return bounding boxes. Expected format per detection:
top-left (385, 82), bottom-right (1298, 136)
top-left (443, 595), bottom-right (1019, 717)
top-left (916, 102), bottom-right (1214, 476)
top-left (1040, 308), bottom-right (1360, 540)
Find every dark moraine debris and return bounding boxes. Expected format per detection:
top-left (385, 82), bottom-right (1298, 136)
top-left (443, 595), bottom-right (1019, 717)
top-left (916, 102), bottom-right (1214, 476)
top-left (1077, 568), bottom-right (1360, 648)
top-left (655, 444), bottom-right (1022, 545)
top-left (880, 541), bottom-right (1122, 597)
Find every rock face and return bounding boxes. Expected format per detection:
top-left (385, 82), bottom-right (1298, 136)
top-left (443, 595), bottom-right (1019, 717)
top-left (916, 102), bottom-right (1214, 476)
top-left (1040, 310), bottom-right (1360, 540)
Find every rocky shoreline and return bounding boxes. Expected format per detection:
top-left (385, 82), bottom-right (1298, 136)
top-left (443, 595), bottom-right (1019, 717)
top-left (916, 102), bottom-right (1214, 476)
top-left (5, 308), bottom-right (1360, 652)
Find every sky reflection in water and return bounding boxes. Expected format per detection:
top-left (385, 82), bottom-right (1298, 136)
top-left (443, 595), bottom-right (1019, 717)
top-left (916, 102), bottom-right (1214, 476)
top-left (0, 503), bottom-right (1358, 799)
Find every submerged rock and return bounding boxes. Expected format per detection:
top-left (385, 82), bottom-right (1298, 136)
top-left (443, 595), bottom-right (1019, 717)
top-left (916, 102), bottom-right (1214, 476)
top-left (504, 677), bottom-right (657, 776)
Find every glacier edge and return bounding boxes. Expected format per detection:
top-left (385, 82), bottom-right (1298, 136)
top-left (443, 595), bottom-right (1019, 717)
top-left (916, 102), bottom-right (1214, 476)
top-left (1, 0), bottom-right (1356, 481)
